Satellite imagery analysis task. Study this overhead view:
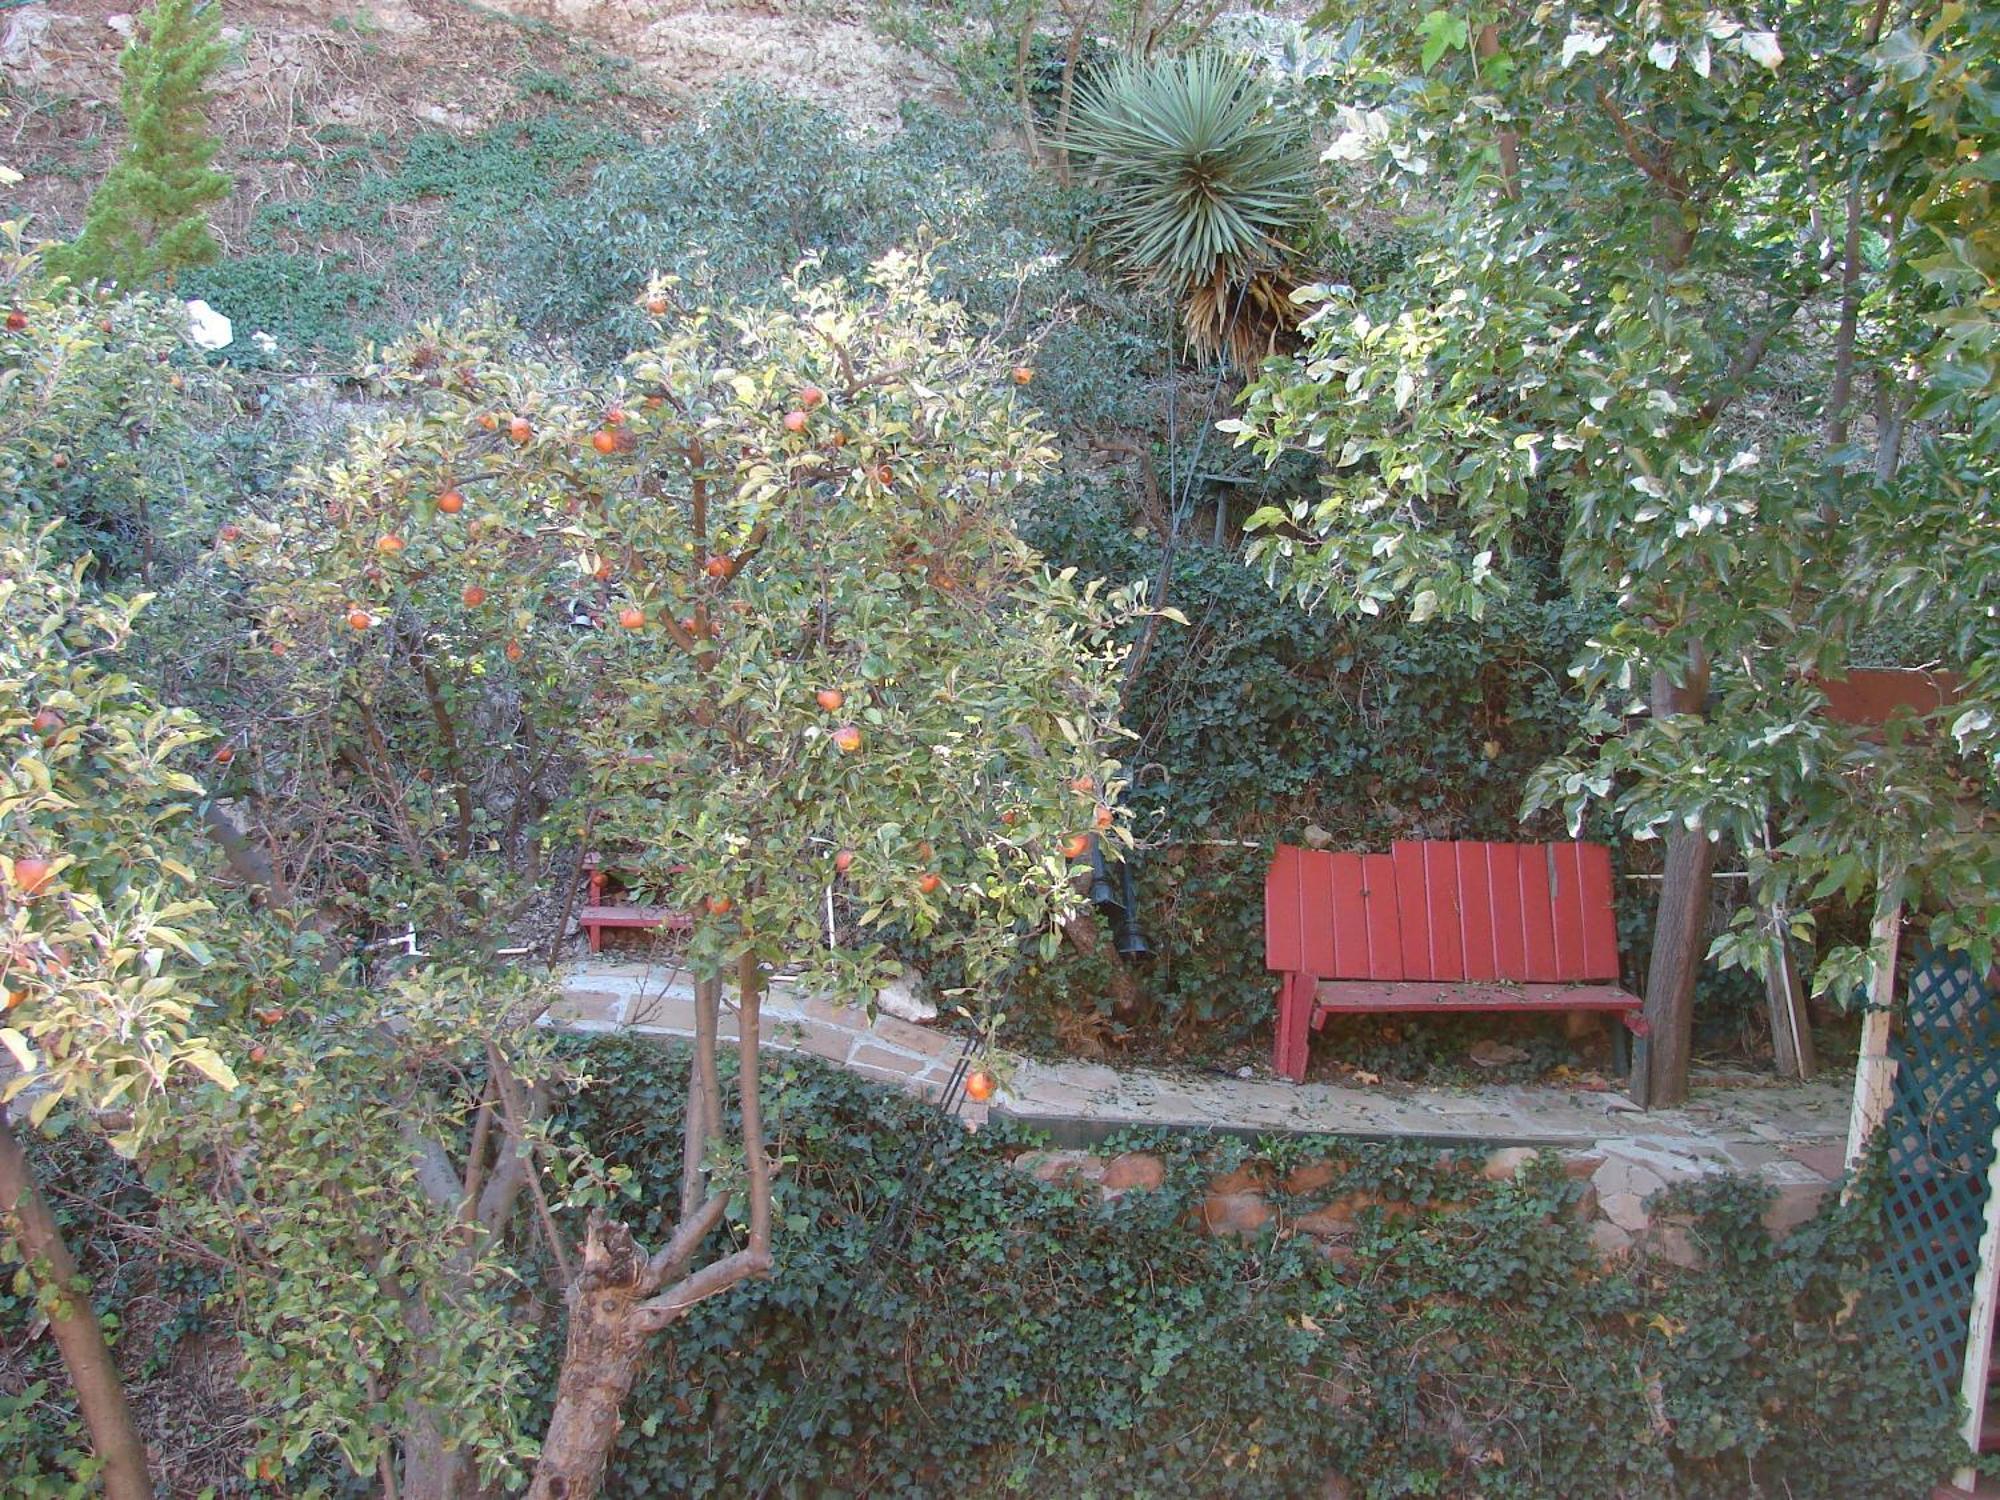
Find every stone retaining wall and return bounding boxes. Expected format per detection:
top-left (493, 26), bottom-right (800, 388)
top-left (553, 960), bottom-right (1847, 1251)
top-left (1008, 1142), bottom-right (1834, 1267)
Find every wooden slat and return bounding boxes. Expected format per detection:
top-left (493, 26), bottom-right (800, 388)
top-left (1313, 979), bottom-right (1641, 1012)
top-left (1424, 842), bottom-right (1465, 981)
top-left (1265, 844), bottom-right (1304, 974)
top-left (1549, 842), bottom-right (1587, 979)
top-left (1298, 849), bottom-right (1339, 980)
top-left (1458, 841), bottom-right (1498, 980)
top-left (1518, 846), bottom-right (1560, 982)
top-left (1360, 853), bottom-right (1403, 980)
top-left (578, 905), bottom-right (693, 930)
top-left (1487, 842), bottom-right (1527, 979)
top-left (1576, 841), bottom-right (1620, 979)
top-left (1393, 842), bottom-right (1433, 980)
top-left (1327, 852), bottom-right (1371, 978)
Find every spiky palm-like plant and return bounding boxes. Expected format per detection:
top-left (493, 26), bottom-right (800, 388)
top-left (1066, 53), bottom-right (1315, 363)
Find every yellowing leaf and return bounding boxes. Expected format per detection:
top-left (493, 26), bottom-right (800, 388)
top-left (182, 1048), bottom-right (241, 1092)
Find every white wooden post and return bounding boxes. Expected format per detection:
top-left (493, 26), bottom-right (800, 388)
top-left (1844, 865), bottom-right (1904, 1178)
top-left (1954, 1095), bottom-right (2000, 1491)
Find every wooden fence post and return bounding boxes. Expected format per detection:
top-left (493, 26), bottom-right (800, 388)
top-left (1844, 862), bottom-right (1904, 1177)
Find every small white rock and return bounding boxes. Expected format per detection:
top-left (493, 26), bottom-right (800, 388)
top-left (876, 967), bottom-right (937, 1023)
top-left (184, 299), bottom-right (232, 350)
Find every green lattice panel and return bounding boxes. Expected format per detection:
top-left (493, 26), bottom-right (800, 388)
top-left (1881, 950), bottom-right (2000, 1403)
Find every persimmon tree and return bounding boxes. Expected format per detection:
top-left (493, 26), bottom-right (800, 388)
top-left (197, 251), bottom-right (1140, 1498)
top-left (1230, 2), bottom-right (1997, 1102)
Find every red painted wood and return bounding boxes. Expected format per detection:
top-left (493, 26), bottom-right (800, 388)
top-left (1298, 850), bottom-right (1339, 979)
top-left (1311, 979), bottom-right (1641, 1012)
top-left (1576, 841), bottom-right (1620, 979)
top-left (1424, 842), bottom-right (1466, 981)
top-left (1815, 667), bottom-right (1961, 728)
top-left (1518, 846), bottom-right (1560, 982)
top-left (1485, 842), bottom-right (1526, 979)
top-left (1274, 972), bottom-right (1313, 1080)
top-left (1457, 842), bottom-right (1498, 980)
top-left (1393, 842), bottom-right (1434, 979)
top-left (1360, 853), bottom-right (1403, 979)
top-left (1327, 852), bottom-right (1370, 977)
top-left (1549, 842), bottom-right (1588, 979)
top-left (578, 905), bottom-right (693, 929)
top-left (1265, 844), bottom-right (1303, 973)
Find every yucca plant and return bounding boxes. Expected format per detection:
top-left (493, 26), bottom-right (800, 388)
top-left (1066, 52), bottom-right (1315, 363)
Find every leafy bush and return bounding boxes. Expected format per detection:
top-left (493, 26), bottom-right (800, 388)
top-left (484, 89), bottom-right (1171, 432)
top-left (539, 1037), bottom-right (1960, 1499)
top-left (1, 226), bottom-right (243, 578)
top-left (174, 252), bottom-right (383, 368)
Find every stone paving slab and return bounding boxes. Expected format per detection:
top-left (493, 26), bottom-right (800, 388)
top-left (556, 960), bottom-right (1848, 1192)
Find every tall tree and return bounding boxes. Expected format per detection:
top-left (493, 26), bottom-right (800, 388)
top-left (46, 0), bottom-right (228, 289)
top-left (1230, 2), bottom-right (1997, 1102)
top-left (167, 253), bottom-right (1144, 1498)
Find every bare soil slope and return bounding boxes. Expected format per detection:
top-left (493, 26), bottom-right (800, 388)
top-left (3, 0), bottom-right (953, 238)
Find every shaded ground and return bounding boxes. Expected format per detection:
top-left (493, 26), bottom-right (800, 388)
top-left (556, 954), bottom-right (1852, 1173)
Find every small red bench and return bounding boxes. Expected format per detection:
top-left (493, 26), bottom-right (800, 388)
top-left (1266, 839), bottom-right (1644, 1082)
top-left (578, 853), bottom-right (693, 954)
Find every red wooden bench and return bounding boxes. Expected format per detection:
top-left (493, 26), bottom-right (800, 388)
top-left (1265, 839), bottom-right (1645, 1083)
top-left (578, 853), bottom-right (693, 954)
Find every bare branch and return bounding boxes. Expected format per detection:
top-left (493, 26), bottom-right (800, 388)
top-left (457, 1076), bottom-right (496, 1229)
top-left (735, 951), bottom-right (773, 1263)
top-left (480, 1047), bottom-right (572, 1286)
top-left (403, 1125), bottom-right (462, 1210)
top-left (630, 1246), bottom-right (773, 1334)
top-left (414, 650), bottom-right (475, 863)
top-left (643, 1192), bottom-right (730, 1288)
top-left (680, 975), bottom-right (723, 1223)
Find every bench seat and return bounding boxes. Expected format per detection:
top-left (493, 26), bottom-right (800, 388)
top-left (577, 903), bottom-right (694, 953)
top-left (1268, 840), bottom-right (1643, 1082)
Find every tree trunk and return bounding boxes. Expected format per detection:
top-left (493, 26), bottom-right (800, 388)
top-left (525, 963), bottom-right (773, 1500)
top-left (1013, 3), bottom-right (1043, 168)
top-left (400, 1404), bottom-right (472, 1500)
top-left (526, 1220), bottom-right (653, 1500)
top-left (0, 1117), bottom-right (155, 1500)
top-left (1636, 653), bottom-right (1714, 1107)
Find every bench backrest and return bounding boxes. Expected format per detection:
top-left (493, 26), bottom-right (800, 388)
top-left (1266, 840), bottom-right (1620, 984)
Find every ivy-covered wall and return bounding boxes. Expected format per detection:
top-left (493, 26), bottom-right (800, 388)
top-left (0, 1037), bottom-right (1961, 1495)
top-left (557, 1040), bottom-right (1957, 1499)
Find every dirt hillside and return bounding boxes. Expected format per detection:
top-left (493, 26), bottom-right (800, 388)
top-left (3, 0), bottom-right (956, 236)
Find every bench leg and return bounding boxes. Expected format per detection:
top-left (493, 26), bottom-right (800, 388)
top-left (1274, 974), bottom-right (1312, 1083)
top-left (1610, 1016), bottom-right (1630, 1080)
top-left (586, 922), bottom-right (602, 955)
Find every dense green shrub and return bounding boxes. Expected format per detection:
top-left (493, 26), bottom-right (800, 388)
top-left (544, 1037), bottom-right (1957, 1499)
top-left (174, 252), bottom-right (384, 368)
top-left (485, 89), bottom-right (1172, 433)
